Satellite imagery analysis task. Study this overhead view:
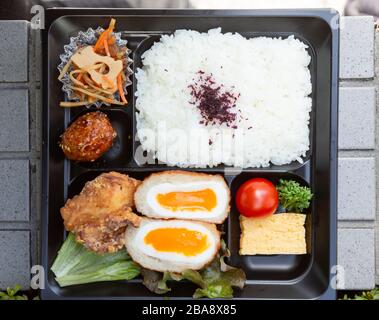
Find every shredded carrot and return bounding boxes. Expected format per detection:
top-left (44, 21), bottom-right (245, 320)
top-left (94, 18), bottom-right (116, 52)
top-left (117, 73), bottom-right (127, 104)
top-left (76, 73), bottom-right (83, 81)
top-left (108, 35), bottom-right (116, 45)
top-left (93, 30), bottom-right (109, 52)
top-left (103, 38), bottom-right (110, 56)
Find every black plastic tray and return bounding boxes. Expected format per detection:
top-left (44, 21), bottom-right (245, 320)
top-left (41, 8), bottom-right (339, 300)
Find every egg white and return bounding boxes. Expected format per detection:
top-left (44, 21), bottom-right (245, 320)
top-left (146, 181), bottom-right (228, 220)
top-left (133, 220), bottom-right (218, 265)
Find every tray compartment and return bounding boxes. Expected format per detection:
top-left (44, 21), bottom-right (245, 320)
top-left (52, 168), bottom-right (230, 299)
top-left (65, 109), bottom-right (134, 169)
top-left (227, 170), bottom-right (313, 281)
top-left (131, 33), bottom-right (316, 171)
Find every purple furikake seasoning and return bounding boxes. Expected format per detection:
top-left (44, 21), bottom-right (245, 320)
top-left (188, 71), bottom-right (240, 127)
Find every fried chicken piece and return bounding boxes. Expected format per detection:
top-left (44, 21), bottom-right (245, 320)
top-left (61, 172), bottom-right (142, 253)
top-left (74, 206), bottom-right (139, 253)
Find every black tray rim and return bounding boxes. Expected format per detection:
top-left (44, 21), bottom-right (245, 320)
top-left (41, 8), bottom-right (339, 300)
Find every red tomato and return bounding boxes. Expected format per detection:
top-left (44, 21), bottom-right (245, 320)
top-left (236, 178), bottom-right (278, 217)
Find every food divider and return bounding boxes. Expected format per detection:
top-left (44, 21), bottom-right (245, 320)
top-left (41, 9), bottom-right (338, 299)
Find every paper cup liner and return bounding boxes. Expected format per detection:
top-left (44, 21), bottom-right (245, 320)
top-left (57, 27), bottom-right (133, 108)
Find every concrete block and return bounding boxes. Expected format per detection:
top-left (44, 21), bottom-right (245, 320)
top-left (340, 16), bottom-right (375, 79)
top-left (0, 21), bottom-right (28, 82)
top-left (338, 158), bottom-right (375, 220)
top-left (338, 87), bottom-right (375, 149)
top-left (0, 88), bottom-right (29, 151)
top-left (0, 231), bottom-right (30, 290)
top-left (337, 228), bottom-right (375, 290)
top-left (0, 160), bottom-right (29, 222)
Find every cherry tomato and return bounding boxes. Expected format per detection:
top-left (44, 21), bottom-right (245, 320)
top-left (236, 178), bottom-right (278, 217)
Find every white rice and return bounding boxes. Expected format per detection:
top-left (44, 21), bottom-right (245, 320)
top-left (135, 28), bottom-right (312, 168)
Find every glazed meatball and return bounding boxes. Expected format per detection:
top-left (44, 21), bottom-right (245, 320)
top-left (60, 111), bottom-right (117, 162)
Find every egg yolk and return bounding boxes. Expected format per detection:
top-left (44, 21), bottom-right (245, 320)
top-left (156, 188), bottom-right (217, 212)
top-left (144, 227), bottom-right (209, 256)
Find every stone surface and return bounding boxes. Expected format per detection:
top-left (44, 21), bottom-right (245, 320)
top-left (0, 160), bottom-right (29, 222)
top-left (337, 228), bottom-right (375, 290)
top-left (338, 87), bottom-right (376, 150)
top-left (338, 158), bottom-right (375, 220)
top-left (0, 21), bottom-right (28, 82)
top-left (0, 88), bottom-right (29, 151)
top-left (0, 231), bottom-right (30, 289)
top-left (340, 16), bottom-right (375, 79)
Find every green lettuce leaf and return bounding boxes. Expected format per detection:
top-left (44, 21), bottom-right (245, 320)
top-left (181, 270), bottom-right (206, 288)
top-left (193, 280), bottom-right (234, 299)
top-left (141, 269), bottom-right (171, 294)
top-left (140, 240), bottom-right (246, 298)
top-left (51, 233), bottom-right (140, 287)
top-left (192, 240), bottom-right (246, 298)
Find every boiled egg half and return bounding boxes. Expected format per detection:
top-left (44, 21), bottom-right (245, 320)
top-left (125, 218), bottom-right (221, 272)
top-left (134, 171), bottom-right (230, 224)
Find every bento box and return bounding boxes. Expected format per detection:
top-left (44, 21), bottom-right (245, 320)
top-left (41, 9), bottom-right (339, 300)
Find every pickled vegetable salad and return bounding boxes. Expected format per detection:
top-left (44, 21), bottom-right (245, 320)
top-left (58, 19), bottom-right (128, 107)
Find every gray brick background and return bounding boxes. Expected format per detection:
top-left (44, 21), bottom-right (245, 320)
top-left (0, 15), bottom-right (378, 294)
top-left (337, 16), bottom-right (377, 290)
top-left (0, 20), bottom-right (40, 290)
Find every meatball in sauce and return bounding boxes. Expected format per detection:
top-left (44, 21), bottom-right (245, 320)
top-left (60, 111), bottom-right (116, 162)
